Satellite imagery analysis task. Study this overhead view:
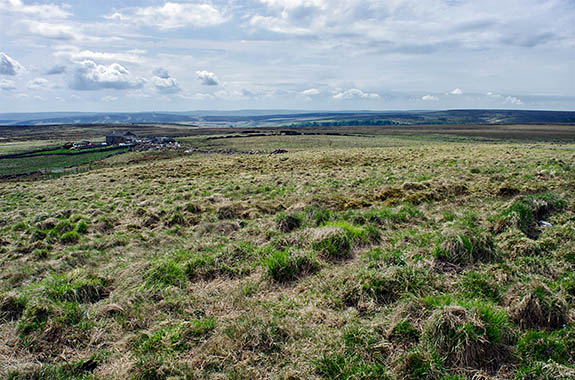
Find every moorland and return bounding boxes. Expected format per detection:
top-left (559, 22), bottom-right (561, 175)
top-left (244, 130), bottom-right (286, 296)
top-left (1, 120), bottom-right (574, 379)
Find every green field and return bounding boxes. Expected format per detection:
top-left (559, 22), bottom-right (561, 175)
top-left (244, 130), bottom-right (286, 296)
top-left (0, 147), bottom-right (130, 177)
top-left (0, 125), bottom-right (574, 379)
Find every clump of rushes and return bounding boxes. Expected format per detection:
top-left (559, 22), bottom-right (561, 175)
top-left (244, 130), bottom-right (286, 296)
top-left (506, 281), bottom-right (569, 329)
top-left (43, 270), bottom-right (111, 303)
top-left (217, 202), bottom-right (244, 219)
top-left (165, 211), bottom-right (188, 227)
top-left (60, 230), bottom-right (81, 244)
top-left (263, 248), bottom-right (319, 283)
top-left (311, 226), bottom-right (353, 260)
top-left (364, 203), bottom-right (420, 225)
top-left (184, 202), bottom-right (203, 214)
top-left (494, 192), bottom-right (566, 237)
top-left (424, 303), bottom-right (511, 370)
top-left (276, 211), bottom-right (304, 233)
top-left (434, 227), bottom-right (498, 266)
top-left (389, 319), bottom-right (420, 344)
top-left (0, 292), bottom-right (27, 322)
top-left (458, 270), bottom-right (501, 302)
top-left (304, 204), bottom-right (334, 226)
top-left (315, 352), bottom-right (392, 380)
top-left (516, 326), bottom-right (575, 365)
top-left (393, 349), bottom-right (438, 380)
top-left (146, 258), bottom-right (187, 288)
top-left (515, 361), bottom-right (575, 380)
top-left (342, 266), bottom-right (438, 309)
top-left (18, 302), bottom-right (52, 334)
top-left (311, 221), bottom-right (368, 260)
top-left (496, 228), bottom-right (541, 258)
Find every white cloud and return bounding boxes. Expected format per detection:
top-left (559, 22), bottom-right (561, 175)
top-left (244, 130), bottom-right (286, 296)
top-left (55, 47), bottom-right (145, 63)
top-left (196, 70), bottom-right (219, 86)
top-left (333, 88), bottom-right (379, 100)
top-left (0, 53), bottom-right (24, 76)
top-left (487, 92), bottom-right (523, 105)
top-left (422, 95), bottom-right (439, 101)
top-left (0, 79), bottom-right (16, 91)
top-left (0, 0), bottom-right (71, 19)
top-left (24, 21), bottom-right (77, 40)
top-left (69, 60), bottom-right (145, 91)
top-left (152, 68), bottom-right (181, 94)
top-left (106, 2), bottom-right (226, 30)
top-left (450, 88), bottom-right (463, 95)
top-left (102, 96), bottom-right (118, 102)
top-left (249, 0), bottom-right (569, 57)
top-left (301, 88), bottom-right (320, 96)
top-left (27, 77), bottom-right (49, 90)
top-left (259, 0), bottom-right (325, 8)
top-left (504, 96), bottom-right (523, 105)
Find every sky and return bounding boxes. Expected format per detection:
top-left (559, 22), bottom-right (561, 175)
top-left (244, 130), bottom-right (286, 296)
top-left (0, 0), bottom-right (574, 112)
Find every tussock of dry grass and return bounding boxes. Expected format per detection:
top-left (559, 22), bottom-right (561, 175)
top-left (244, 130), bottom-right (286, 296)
top-left (506, 281), bottom-right (570, 329)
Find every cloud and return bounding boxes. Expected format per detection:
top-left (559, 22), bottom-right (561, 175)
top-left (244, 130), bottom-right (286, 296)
top-left (55, 48), bottom-right (145, 63)
top-left (422, 95), bottom-right (439, 101)
top-left (152, 67), bottom-right (170, 79)
top-left (106, 2), bottom-right (226, 30)
top-left (250, 0), bottom-right (325, 34)
top-left (487, 92), bottom-right (523, 105)
top-left (502, 32), bottom-right (557, 48)
top-left (69, 60), bottom-right (145, 91)
top-left (151, 68), bottom-right (181, 94)
top-left (0, 79), bottom-right (16, 91)
top-left (504, 96), bottom-right (523, 105)
top-left (102, 96), bottom-right (118, 102)
top-left (24, 21), bottom-right (77, 40)
top-left (27, 77), bottom-right (49, 90)
top-left (248, 0), bottom-right (571, 57)
top-left (450, 88), bottom-right (463, 95)
top-left (45, 65), bottom-right (66, 75)
top-left (301, 88), bottom-right (321, 96)
top-left (0, 0), bottom-right (71, 19)
top-left (333, 88), bottom-right (379, 100)
top-left (196, 70), bottom-right (219, 86)
top-left (0, 53), bottom-right (24, 76)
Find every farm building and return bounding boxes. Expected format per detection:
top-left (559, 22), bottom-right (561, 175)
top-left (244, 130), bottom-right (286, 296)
top-left (106, 131), bottom-right (137, 145)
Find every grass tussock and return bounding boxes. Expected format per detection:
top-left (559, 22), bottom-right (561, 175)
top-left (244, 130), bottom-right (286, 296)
top-left (262, 248), bottom-right (319, 282)
top-left (434, 225), bottom-right (498, 266)
top-left (506, 281), bottom-right (570, 329)
top-left (424, 304), bottom-right (512, 370)
top-left (494, 192), bottom-right (567, 238)
top-left (337, 265), bottom-right (440, 311)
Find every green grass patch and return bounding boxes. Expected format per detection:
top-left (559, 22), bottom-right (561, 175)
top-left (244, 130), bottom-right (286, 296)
top-left (262, 248), bottom-right (319, 283)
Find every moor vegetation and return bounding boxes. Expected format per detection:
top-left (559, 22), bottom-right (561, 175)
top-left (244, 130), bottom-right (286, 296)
top-left (0, 127), bottom-right (574, 379)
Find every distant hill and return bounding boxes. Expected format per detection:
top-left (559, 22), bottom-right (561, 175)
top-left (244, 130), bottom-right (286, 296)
top-left (0, 109), bottom-right (573, 126)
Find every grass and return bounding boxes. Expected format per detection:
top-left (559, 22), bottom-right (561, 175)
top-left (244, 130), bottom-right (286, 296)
top-left (0, 147), bottom-right (129, 177)
top-left (434, 225), bottom-right (498, 266)
top-left (262, 248), bottom-right (319, 282)
top-left (0, 126), bottom-right (574, 379)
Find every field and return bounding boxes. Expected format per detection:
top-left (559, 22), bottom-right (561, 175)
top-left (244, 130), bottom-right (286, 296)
top-left (0, 147), bottom-right (131, 178)
top-left (1, 123), bottom-right (574, 379)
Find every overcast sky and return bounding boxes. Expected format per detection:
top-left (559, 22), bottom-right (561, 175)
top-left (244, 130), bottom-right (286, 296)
top-left (0, 0), bottom-right (574, 112)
